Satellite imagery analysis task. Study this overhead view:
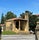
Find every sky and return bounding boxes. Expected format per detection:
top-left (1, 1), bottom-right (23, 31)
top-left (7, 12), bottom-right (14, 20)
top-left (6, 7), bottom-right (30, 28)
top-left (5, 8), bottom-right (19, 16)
top-left (0, 0), bottom-right (39, 19)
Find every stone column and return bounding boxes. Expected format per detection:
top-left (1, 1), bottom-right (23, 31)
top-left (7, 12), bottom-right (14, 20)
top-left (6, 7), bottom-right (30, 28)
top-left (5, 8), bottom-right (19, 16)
top-left (19, 20), bottom-right (20, 30)
top-left (24, 13), bottom-right (29, 34)
top-left (25, 21), bottom-right (29, 33)
top-left (12, 21), bottom-right (15, 31)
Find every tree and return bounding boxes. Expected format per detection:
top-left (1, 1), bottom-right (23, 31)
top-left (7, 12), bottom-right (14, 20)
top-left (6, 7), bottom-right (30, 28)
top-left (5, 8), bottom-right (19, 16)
top-left (20, 10), bottom-right (37, 32)
top-left (20, 13), bottom-right (25, 18)
top-left (25, 11), bottom-right (37, 32)
top-left (25, 11), bottom-right (32, 15)
top-left (29, 15), bottom-right (37, 32)
top-left (5, 11), bottom-right (17, 20)
top-left (20, 11), bottom-right (32, 18)
top-left (1, 13), bottom-right (4, 24)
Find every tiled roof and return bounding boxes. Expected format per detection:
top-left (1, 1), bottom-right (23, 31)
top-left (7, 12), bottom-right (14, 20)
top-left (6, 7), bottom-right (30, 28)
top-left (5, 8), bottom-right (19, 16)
top-left (34, 14), bottom-right (39, 16)
top-left (6, 18), bottom-right (27, 21)
top-left (0, 24), bottom-right (5, 26)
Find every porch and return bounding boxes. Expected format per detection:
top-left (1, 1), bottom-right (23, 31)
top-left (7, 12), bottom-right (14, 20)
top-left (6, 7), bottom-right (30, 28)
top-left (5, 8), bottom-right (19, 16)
top-left (12, 18), bottom-right (29, 33)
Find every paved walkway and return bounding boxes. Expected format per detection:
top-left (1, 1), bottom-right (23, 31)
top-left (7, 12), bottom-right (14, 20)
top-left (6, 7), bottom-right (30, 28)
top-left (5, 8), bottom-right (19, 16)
top-left (1, 34), bottom-right (35, 40)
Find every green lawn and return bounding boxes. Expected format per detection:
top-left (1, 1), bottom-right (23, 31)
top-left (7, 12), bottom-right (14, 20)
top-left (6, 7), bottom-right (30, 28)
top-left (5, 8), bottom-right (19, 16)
top-left (2, 31), bottom-right (17, 35)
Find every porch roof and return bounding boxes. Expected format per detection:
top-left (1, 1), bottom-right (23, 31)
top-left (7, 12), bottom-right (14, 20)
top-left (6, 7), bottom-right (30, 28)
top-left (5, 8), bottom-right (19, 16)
top-left (6, 18), bottom-right (27, 21)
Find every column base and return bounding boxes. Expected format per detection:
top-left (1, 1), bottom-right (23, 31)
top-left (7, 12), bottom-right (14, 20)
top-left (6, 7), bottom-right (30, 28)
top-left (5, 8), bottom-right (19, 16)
top-left (25, 29), bottom-right (30, 34)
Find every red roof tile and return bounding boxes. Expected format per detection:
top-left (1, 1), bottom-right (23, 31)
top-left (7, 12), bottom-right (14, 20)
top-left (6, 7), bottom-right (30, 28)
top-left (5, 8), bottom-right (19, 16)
top-left (6, 18), bottom-right (27, 21)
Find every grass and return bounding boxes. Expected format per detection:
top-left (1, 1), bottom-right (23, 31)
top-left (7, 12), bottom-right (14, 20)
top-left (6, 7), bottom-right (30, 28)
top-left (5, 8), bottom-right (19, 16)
top-left (2, 31), bottom-right (17, 35)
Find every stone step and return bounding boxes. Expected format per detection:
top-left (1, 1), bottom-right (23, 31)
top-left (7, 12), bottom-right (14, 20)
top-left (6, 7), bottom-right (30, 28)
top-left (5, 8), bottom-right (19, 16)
top-left (18, 31), bottom-right (29, 35)
top-left (1, 35), bottom-right (35, 40)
